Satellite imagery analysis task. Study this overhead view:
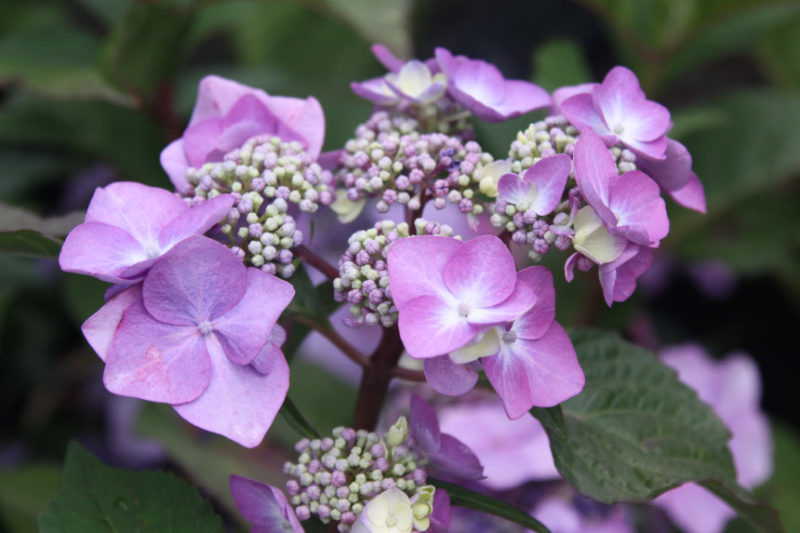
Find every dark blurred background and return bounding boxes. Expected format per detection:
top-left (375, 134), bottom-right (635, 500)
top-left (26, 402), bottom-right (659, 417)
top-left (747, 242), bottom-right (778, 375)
top-left (1, 0), bottom-right (799, 531)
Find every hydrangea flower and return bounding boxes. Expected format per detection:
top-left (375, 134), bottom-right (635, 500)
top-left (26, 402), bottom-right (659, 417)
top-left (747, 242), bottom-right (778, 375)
top-left (352, 59), bottom-right (447, 107)
top-left (161, 75), bottom-right (325, 194)
top-left (81, 235), bottom-right (294, 447)
top-left (435, 47), bottom-right (551, 123)
top-left (560, 66), bottom-right (671, 159)
top-left (351, 487), bottom-right (441, 533)
top-left (636, 139), bottom-right (707, 213)
top-left (387, 235), bottom-right (535, 358)
top-left (496, 154), bottom-right (571, 217)
top-left (654, 346), bottom-right (772, 533)
top-left (59, 182), bottom-right (233, 284)
top-left (423, 267), bottom-right (584, 417)
top-left (230, 474), bottom-right (304, 532)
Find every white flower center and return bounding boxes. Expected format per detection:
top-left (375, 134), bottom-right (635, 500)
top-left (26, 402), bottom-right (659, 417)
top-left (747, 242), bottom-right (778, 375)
top-left (502, 330), bottom-right (517, 344)
top-left (613, 123), bottom-right (625, 135)
top-left (197, 321), bottom-right (214, 336)
top-left (457, 303), bottom-right (471, 317)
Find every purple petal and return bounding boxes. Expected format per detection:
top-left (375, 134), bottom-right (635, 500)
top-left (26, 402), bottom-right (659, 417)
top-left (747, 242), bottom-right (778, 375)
top-left (621, 134), bottom-right (668, 160)
top-left (387, 235), bottom-right (462, 309)
top-left (371, 43), bottom-right (404, 71)
top-left (497, 173), bottom-right (532, 205)
top-left (668, 172), bottom-right (706, 213)
top-left (572, 128), bottom-right (616, 224)
top-left (174, 336), bottom-right (290, 447)
top-left (466, 280), bottom-right (534, 325)
top-left (524, 153), bottom-right (572, 216)
top-left (59, 222), bottom-right (148, 283)
top-left (85, 182), bottom-right (186, 244)
top-left (443, 235), bottom-right (517, 308)
top-left (350, 77), bottom-right (399, 106)
top-left (434, 434), bottom-right (486, 480)
top-left (213, 268), bottom-right (294, 365)
top-left (636, 138), bottom-right (692, 191)
top-left (410, 394), bottom-right (442, 450)
top-left (265, 95), bottom-right (326, 159)
top-left (428, 489), bottom-right (451, 533)
top-left (423, 356), bottom-right (479, 396)
top-left (229, 475), bottom-right (303, 532)
top-left (398, 295), bottom-right (478, 358)
top-left (251, 325), bottom-right (287, 375)
top-left (551, 83), bottom-right (596, 114)
top-left (82, 285), bottom-right (143, 362)
top-left (564, 252), bottom-right (579, 282)
top-left (561, 93), bottom-right (612, 138)
top-left (189, 75), bottom-right (267, 125)
top-left (513, 266), bottom-right (555, 340)
top-left (143, 236), bottom-right (247, 326)
top-left (159, 139), bottom-right (192, 194)
top-left (594, 67), bottom-right (670, 142)
top-left (607, 170), bottom-right (669, 245)
top-left (483, 322), bottom-right (583, 418)
top-left (598, 244), bottom-right (653, 306)
top-left (103, 301), bottom-right (211, 404)
top-left (157, 194), bottom-right (233, 250)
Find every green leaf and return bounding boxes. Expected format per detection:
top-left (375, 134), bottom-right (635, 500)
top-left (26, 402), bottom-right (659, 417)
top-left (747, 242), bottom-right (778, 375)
top-left (136, 404), bottom-right (286, 521)
top-left (39, 442), bottom-right (223, 533)
top-left (286, 265), bottom-right (339, 327)
top-left (758, 13), bottom-right (800, 90)
top-left (532, 39), bottom-right (592, 92)
top-left (701, 480), bottom-right (783, 533)
top-left (279, 396), bottom-right (321, 440)
top-left (103, 1), bottom-right (194, 97)
top-left (429, 478), bottom-right (550, 533)
top-left (0, 465), bottom-right (60, 533)
top-left (530, 330), bottom-right (782, 532)
top-left (0, 203), bottom-right (83, 258)
top-left (751, 421), bottom-right (800, 532)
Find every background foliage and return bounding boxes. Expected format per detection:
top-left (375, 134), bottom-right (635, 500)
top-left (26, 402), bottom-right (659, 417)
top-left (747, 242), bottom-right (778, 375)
top-left (1, 0), bottom-right (799, 531)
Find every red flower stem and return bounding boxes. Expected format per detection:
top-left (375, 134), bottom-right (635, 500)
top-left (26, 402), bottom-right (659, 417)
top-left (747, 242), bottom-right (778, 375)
top-left (291, 316), bottom-right (371, 369)
top-left (294, 245), bottom-right (339, 281)
top-left (351, 326), bottom-right (404, 430)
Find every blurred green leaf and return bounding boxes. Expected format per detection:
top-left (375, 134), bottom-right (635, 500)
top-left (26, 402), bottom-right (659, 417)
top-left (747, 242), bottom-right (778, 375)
top-left (74, 0), bottom-right (132, 27)
top-left (61, 273), bottom-right (108, 325)
top-left (532, 39), bottom-right (592, 91)
top-left (0, 94), bottom-right (167, 185)
top-left (279, 397), bottom-right (321, 440)
top-left (286, 265), bottom-right (338, 327)
top-left (430, 478), bottom-right (550, 533)
top-left (0, 203), bottom-right (83, 258)
top-left (103, 1), bottom-right (194, 98)
top-left (758, 13), bottom-right (800, 90)
top-left (753, 421), bottom-right (800, 532)
top-left (701, 480), bottom-right (784, 533)
top-left (136, 404), bottom-right (286, 521)
top-left (40, 442), bottom-right (223, 533)
top-left (0, 465), bottom-right (60, 533)
top-left (0, 149), bottom-right (63, 198)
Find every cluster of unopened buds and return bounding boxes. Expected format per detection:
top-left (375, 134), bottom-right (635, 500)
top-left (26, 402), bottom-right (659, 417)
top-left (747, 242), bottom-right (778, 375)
top-left (55, 39), bottom-right (708, 533)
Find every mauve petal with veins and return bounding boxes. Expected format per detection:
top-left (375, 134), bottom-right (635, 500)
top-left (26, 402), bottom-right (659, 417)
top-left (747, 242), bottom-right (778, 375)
top-left (103, 301), bottom-right (211, 404)
top-left (572, 128), bottom-right (616, 224)
top-left (561, 93), bottom-right (613, 139)
top-left (157, 194), bottom-right (233, 250)
top-left (229, 475), bottom-right (303, 532)
top-left (551, 82), bottom-right (595, 114)
top-left (251, 324), bottom-right (287, 375)
top-left (465, 280), bottom-right (534, 325)
top-left (483, 322), bottom-right (583, 418)
top-left (636, 138), bottom-right (693, 191)
top-left (59, 222), bottom-right (150, 283)
top-left (85, 181), bottom-right (186, 245)
top-left (435, 47), bottom-right (550, 122)
top-left (599, 244), bottom-right (653, 306)
top-left (443, 235), bottom-right (517, 308)
top-left (668, 172), bottom-right (706, 213)
top-left (398, 294), bottom-right (478, 358)
top-left (525, 154), bottom-right (572, 216)
top-left (513, 266), bottom-right (555, 340)
top-left (350, 77), bottom-right (399, 106)
top-left (423, 356), bottom-right (479, 396)
top-left (212, 269), bottom-right (294, 365)
top-left (159, 139), bottom-right (192, 194)
top-left (608, 170), bottom-right (669, 245)
top-left (175, 336), bottom-right (290, 448)
top-left (410, 394), bottom-right (442, 450)
top-left (143, 236), bottom-right (247, 326)
top-left (497, 173), bottom-right (533, 206)
top-left (387, 235), bottom-right (462, 309)
top-left (82, 285), bottom-right (143, 362)
top-left (428, 489), bottom-right (452, 533)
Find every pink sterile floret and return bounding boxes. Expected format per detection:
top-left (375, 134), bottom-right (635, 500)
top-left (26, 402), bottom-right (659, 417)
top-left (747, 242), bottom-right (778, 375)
top-left (161, 75), bottom-right (325, 194)
top-left (230, 475), bottom-right (304, 533)
top-left (81, 235), bottom-right (294, 447)
top-left (59, 181), bottom-right (233, 284)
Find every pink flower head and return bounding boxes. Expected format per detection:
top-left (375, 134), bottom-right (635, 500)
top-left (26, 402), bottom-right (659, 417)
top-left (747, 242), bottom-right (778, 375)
top-left (497, 154), bottom-right (572, 216)
top-left (229, 475), bottom-right (303, 533)
top-left (82, 235), bottom-right (294, 447)
top-left (387, 235), bottom-right (535, 358)
top-left (409, 394), bottom-right (485, 480)
top-left (654, 346), bottom-right (772, 533)
top-left (59, 181), bottom-right (233, 284)
top-left (435, 47), bottom-right (551, 123)
top-left (437, 396), bottom-right (559, 490)
top-left (161, 75), bottom-right (325, 193)
top-left (561, 66), bottom-right (671, 159)
top-left (573, 128), bottom-right (669, 247)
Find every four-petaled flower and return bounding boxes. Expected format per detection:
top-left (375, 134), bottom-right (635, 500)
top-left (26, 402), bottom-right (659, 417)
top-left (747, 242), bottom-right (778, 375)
top-left (82, 235), bottom-right (294, 447)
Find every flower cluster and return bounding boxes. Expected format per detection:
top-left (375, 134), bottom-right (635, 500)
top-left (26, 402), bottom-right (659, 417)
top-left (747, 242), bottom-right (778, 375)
top-left (334, 218), bottom-right (455, 328)
top-left (230, 395), bottom-right (479, 532)
top-left (333, 110), bottom-right (493, 220)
